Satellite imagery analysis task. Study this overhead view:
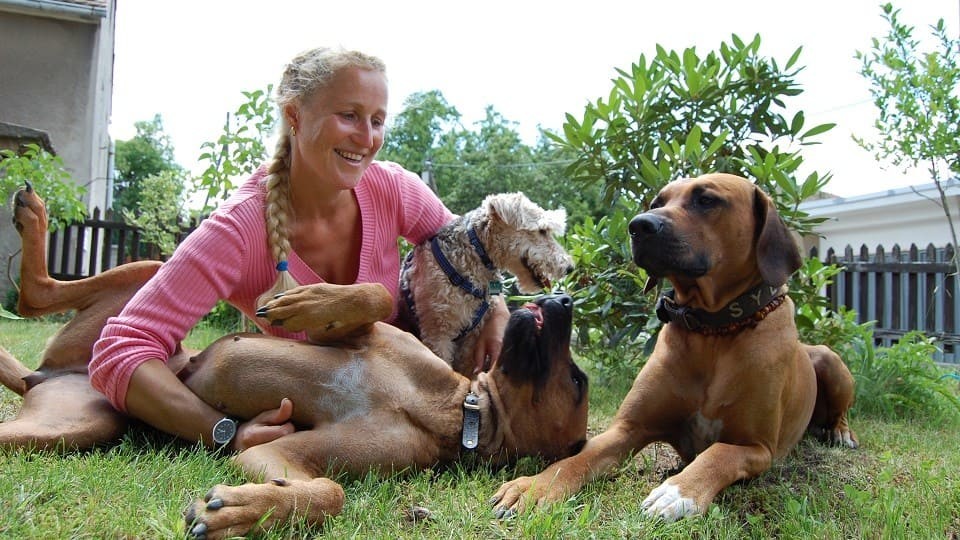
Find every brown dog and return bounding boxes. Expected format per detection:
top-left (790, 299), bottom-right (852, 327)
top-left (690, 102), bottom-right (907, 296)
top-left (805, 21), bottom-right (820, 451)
top-left (491, 173), bottom-right (857, 520)
top-left (0, 184), bottom-right (589, 539)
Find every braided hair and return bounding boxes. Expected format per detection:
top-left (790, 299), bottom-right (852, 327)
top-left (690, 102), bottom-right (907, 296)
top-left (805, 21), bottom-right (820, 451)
top-left (256, 47), bottom-right (387, 310)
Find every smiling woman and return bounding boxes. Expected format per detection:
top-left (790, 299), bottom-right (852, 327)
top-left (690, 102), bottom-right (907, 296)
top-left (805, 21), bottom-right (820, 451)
top-left (84, 47), bottom-right (512, 462)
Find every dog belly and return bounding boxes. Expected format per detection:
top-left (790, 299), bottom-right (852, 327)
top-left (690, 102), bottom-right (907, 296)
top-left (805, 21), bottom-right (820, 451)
top-left (181, 334), bottom-right (386, 426)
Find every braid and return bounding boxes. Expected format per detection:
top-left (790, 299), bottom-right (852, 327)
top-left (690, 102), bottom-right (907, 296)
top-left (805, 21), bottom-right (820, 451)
top-left (256, 46), bottom-right (386, 311)
top-left (256, 128), bottom-right (301, 310)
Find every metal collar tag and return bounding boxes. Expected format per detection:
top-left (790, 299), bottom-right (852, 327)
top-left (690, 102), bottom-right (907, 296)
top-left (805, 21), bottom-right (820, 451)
top-left (461, 392), bottom-right (481, 450)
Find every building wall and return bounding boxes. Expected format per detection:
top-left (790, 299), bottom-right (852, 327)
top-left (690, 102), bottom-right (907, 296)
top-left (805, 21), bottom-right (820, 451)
top-left (800, 180), bottom-right (960, 257)
top-left (0, 1), bottom-right (115, 306)
top-left (0, 6), bottom-right (114, 212)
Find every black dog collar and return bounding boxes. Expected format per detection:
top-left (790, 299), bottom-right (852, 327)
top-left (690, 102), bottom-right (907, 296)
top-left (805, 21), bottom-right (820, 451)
top-left (656, 283), bottom-right (788, 336)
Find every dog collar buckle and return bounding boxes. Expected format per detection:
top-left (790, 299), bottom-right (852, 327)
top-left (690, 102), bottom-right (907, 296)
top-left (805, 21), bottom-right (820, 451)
top-left (461, 392), bottom-right (481, 450)
top-left (656, 294), bottom-right (701, 331)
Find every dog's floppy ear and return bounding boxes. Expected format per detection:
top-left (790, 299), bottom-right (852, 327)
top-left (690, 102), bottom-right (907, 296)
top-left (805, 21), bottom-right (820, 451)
top-left (753, 186), bottom-right (802, 286)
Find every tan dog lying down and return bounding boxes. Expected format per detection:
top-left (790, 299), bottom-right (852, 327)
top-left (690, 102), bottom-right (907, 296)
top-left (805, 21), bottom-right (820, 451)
top-left (0, 184), bottom-right (589, 539)
top-left (492, 173), bottom-right (857, 521)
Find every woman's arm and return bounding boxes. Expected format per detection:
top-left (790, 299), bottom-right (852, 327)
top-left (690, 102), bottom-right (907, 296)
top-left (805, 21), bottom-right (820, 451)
top-left (125, 359), bottom-right (295, 451)
top-left (471, 298), bottom-right (509, 374)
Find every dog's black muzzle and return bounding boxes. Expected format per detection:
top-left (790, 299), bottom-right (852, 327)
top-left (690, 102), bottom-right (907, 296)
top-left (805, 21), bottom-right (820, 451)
top-left (497, 293), bottom-right (573, 384)
top-left (629, 212), bottom-right (708, 279)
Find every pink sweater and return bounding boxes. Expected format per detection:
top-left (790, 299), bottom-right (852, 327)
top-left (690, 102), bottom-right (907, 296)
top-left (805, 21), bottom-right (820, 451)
top-left (90, 161), bottom-right (453, 411)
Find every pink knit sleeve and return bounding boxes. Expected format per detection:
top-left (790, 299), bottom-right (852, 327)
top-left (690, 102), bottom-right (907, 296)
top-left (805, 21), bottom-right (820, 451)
top-left (89, 214), bottom-right (249, 411)
top-left (392, 164), bottom-right (454, 243)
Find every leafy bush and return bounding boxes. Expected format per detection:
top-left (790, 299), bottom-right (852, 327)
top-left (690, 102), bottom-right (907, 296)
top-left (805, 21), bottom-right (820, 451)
top-left (196, 86), bottom-right (276, 213)
top-left (559, 207), bottom-right (653, 377)
top-left (850, 331), bottom-right (960, 422)
top-left (199, 300), bottom-right (249, 333)
top-left (0, 144), bottom-right (86, 230)
top-left (120, 170), bottom-right (189, 256)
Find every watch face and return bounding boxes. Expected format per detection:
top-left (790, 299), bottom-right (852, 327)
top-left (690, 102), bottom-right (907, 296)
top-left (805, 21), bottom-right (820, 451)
top-left (213, 418), bottom-right (237, 445)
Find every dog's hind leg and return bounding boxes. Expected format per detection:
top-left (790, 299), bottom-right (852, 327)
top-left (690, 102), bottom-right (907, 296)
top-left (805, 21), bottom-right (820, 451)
top-left (805, 344), bottom-right (859, 448)
top-left (0, 346), bottom-right (31, 396)
top-left (11, 184), bottom-right (160, 372)
top-left (0, 366), bottom-right (126, 451)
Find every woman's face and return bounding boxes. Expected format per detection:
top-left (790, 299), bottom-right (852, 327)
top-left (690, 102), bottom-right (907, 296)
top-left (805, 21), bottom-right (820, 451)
top-left (288, 66), bottom-right (388, 190)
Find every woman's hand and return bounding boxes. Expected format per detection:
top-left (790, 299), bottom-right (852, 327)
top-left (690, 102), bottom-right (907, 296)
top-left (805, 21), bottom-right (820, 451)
top-left (472, 299), bottom-right (509, 374)
top-left (233, 398), bottom-right (296, 451)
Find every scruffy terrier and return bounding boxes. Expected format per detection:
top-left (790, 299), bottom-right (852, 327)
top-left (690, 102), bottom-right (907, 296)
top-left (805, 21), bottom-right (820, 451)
top-left (400, 192), bottom-right (573, 376)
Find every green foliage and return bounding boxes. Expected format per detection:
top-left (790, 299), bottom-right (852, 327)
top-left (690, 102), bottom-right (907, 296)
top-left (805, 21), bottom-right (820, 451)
top-left (199, 300), bottom-right (248, 333)
top-left (559, 207), bottom-right (652, 377)
top-left (850, 331), bottom-right (960, 422)
top-left (119, 170), bottom-right (189, 257)
top-left (113, 115), bottom-right (184, 214)
top-left (378, 89), bottom-right (461, 173)
top-left (855, 2), bottom-right (960, 273)
top-left (377, 92), bottom-right (603, 224)
top-left (553, 33), bottom-right (833, 234)
top-left (434, 107), bottom-right (537, 214)
top-left (196, 86), bottom-right (277, 212)
top-left (0, 305), bottom-right (21, 319)
top-left (791, 257), bottom-right (845, 341)
top-left (0, 144), bottom-right (85, 230)
top-left (855, 3), bottom-right (960, 178)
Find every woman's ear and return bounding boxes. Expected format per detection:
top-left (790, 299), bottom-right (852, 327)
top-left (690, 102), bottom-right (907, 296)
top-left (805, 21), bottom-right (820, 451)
top-left (283, 103), bottom-right (299, 134)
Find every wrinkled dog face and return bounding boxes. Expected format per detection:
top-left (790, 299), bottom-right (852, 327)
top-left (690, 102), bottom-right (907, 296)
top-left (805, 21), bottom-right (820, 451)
top-left (484, 193), bottom-right (574, 293)
top-left (492, 293), bottom-right (589, 462)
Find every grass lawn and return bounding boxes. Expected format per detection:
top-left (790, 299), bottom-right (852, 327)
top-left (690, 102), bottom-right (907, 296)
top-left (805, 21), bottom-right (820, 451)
top-left (1, 318), bottom-right (959, 539)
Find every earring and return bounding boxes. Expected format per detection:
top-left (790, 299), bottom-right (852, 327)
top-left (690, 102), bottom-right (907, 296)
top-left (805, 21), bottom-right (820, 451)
top-left (290, 126), bottom-right (296, 137)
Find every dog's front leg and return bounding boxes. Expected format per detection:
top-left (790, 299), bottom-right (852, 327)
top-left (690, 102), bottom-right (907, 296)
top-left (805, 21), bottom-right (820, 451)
top-left (492, 421), bottom-right (647, 515)
top-left (642, 442), bottom-right (772, 521)
top-left (184, 477), bottom-right (344, 539)
top-left (256, 282), bottom-right (393, 343)
top-left (185, 433), bottom-right (345, 539)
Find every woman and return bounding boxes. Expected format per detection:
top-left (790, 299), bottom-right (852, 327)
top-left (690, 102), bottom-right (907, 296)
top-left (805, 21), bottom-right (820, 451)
top-left (90, 47), bottom-right (509, 451)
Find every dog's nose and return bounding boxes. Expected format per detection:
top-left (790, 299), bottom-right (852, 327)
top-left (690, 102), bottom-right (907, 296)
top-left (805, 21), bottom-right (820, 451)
top-left (563, 263), bottom-right (574, 275)
top-left (629, 214), bottom-right (663, 237)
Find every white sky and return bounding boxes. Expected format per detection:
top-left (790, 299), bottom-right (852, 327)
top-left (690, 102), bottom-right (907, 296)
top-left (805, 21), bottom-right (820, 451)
top-left (110, 0), bottom-right (960, 198)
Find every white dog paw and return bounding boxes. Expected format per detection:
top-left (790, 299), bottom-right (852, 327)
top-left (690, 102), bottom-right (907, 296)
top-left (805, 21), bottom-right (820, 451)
top-left (641, 480), bottom-right (701, 522)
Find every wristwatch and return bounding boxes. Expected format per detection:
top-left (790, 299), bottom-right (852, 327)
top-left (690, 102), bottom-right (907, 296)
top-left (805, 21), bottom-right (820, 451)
top-left (211, 417), bottom-right (238, 448)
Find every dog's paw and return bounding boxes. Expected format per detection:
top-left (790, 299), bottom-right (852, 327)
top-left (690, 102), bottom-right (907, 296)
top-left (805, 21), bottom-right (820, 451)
top-left (12, 183), bottom-right (47, 235)
top-left (828, 426), bottom-right (859, 449)
top-left (490, 476), bottom-right (539, 517)
top-left (184, 478), bottom-right (343, 539)
top-left (490, 472), bottom-right (574, 517)
top-left (641, 480), bottom-right (703, 522)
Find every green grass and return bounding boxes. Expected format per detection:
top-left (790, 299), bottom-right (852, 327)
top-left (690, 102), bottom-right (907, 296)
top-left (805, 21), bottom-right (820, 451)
top-left (1, 319), bottom-right (959, 539)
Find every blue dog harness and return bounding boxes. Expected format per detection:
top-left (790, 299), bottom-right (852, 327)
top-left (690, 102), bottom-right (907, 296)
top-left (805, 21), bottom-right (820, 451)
top-left (401, 227), bottom-right (498, 342)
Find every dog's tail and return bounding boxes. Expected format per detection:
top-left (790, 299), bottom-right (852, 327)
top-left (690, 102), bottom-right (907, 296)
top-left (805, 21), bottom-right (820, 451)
top-left (0, 346), bottom-right (31, 396)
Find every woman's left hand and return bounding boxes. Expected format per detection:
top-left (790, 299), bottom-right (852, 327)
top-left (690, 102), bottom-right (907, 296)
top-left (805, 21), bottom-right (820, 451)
top-left (233, 397), bottom-right (296, 452)
top-left (472, 299), bottom-right (509, 374)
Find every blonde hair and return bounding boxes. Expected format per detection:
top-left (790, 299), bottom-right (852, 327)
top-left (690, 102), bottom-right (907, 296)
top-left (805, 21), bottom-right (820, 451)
top-left (256, 47), bottom-right (387, 310)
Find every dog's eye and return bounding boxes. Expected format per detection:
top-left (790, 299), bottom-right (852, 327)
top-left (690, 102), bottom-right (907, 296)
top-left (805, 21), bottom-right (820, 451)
top-left (539, 229), bottom-right (548, 236)
top-left (649, 198), bottom-right (664, 210)
top-left (696, 195), bottom-right (720, 209)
